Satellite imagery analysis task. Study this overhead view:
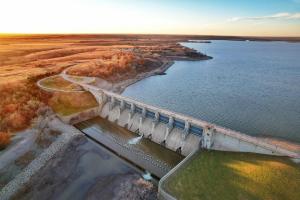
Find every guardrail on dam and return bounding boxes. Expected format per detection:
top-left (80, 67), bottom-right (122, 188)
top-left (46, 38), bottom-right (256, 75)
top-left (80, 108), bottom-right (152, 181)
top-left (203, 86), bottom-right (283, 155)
top-left (63, 75), bottom-right (299, 158)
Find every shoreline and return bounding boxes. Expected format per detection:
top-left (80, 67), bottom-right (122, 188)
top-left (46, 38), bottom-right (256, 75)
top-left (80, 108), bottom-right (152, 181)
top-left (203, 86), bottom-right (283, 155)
top-left (113, 60), bottom-right (174, 94)
top-left (112, 55), bottom-right (212, 94)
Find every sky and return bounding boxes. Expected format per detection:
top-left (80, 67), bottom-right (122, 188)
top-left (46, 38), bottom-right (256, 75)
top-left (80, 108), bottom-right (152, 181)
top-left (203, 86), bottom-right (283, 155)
top-left (0, 0), bottom-right (300, 36)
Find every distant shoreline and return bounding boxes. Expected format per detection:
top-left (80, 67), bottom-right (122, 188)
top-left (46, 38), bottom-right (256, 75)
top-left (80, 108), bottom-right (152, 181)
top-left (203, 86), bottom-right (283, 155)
top-left (1, 33), bottom-right (300, 43)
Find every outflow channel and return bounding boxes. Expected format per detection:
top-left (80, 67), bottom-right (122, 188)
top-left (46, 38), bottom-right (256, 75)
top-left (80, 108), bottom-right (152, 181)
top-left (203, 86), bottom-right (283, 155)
top-left (75, 117), bottom-right (183, 178)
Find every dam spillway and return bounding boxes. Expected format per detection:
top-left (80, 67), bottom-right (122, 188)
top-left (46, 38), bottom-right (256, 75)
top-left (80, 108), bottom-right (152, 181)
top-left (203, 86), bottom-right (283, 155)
top-left (75, 117), bottom-right (183, 178)
top-left (100, 95), bottom-right (202, 156)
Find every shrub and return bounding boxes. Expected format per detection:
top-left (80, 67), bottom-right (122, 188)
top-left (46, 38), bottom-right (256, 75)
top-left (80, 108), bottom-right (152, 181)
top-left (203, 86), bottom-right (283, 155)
top-left (0, 80), bottom-right (52, 132)
top-left (0, 132), bottom-right (11, 150)
top-left (67, 52), bottom-right (139, 81)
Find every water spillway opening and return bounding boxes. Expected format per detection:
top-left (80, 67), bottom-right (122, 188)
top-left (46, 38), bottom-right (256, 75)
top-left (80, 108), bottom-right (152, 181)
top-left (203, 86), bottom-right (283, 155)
top-left (128, 129), bottom-right (143, 145)
top-left (176, 147), bottom-right (182, 154)
top-left (128, 134), bottom-right (143, 145)
top-left (142, 171), bottom-right (153, 181)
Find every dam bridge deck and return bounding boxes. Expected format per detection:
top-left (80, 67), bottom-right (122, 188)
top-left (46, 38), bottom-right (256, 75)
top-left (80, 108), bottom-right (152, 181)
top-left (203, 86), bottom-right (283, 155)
top-left (111, 96), bottom-right (203, 136)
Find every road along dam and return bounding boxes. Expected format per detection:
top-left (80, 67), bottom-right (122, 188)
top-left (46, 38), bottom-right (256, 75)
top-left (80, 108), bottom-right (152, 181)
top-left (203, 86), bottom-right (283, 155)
top-left (63, 74), bottom-right (300, 159)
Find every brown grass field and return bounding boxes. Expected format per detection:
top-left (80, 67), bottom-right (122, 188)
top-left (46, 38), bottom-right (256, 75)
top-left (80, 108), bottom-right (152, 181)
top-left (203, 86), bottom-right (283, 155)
top-left (0, 34), bottom-right (206, 148)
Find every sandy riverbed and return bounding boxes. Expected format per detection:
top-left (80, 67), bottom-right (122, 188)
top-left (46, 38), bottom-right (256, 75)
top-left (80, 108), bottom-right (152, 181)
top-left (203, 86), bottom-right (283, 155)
top-left (11, 136), bottom-right (157, 200)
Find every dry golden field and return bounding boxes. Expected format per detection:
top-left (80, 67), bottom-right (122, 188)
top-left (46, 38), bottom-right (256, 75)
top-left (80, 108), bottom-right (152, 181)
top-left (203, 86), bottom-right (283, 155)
top-left (0, 34), bottom-right (207, 147)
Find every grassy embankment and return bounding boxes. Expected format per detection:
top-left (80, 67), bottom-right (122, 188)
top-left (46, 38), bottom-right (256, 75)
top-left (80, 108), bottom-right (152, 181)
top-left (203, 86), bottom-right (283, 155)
top-left (39, 75), bottom-right (83, 91)
top-left (39, 75), bottom-right (98, 116)
top-left (164, 150), bottom-right (300, 200)
top-left (49, 91), bottom-right (98, 116)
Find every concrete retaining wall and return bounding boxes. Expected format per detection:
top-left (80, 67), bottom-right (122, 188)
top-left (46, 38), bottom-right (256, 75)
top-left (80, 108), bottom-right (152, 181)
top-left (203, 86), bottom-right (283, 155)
top-left (158, 150), bottom-right (199, 200)
top-left (58, 106), bottom-right (101, 125)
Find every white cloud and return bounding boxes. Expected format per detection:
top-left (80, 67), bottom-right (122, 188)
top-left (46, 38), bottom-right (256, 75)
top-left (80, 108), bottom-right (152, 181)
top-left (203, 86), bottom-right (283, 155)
top-left (289, 13), bottom-right (300, 19)
top-left (228, 12), bottom-right (300, 22)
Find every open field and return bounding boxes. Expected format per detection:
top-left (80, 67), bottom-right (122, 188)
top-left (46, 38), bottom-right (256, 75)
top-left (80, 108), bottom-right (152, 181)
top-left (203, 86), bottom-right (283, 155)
top-left (0, 34), bottom-right (210, 143)
top-left (0, 34), bottom-right (210, 84)
top-left (164, 150), bottom-right (300, 200)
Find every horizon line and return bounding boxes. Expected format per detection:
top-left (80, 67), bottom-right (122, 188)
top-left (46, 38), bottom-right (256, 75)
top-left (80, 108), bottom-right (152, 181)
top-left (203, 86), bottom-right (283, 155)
top-left (1, 32), bottom-right (300, 38)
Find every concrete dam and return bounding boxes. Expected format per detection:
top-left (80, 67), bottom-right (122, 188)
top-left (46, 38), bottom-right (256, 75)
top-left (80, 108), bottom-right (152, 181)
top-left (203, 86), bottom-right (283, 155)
top-left (62, 78), bottom-right (299, 159)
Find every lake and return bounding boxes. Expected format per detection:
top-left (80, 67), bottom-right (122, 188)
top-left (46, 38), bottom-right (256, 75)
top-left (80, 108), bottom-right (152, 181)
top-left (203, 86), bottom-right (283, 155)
top-left (123, 40), bottom-right (300, 143)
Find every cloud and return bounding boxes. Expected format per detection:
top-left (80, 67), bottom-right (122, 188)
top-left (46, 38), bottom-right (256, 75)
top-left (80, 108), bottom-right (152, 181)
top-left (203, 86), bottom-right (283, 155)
top-left (228, 12), bottom-right (300, 22)
top-left (290, 13), bottom-right (300, 19)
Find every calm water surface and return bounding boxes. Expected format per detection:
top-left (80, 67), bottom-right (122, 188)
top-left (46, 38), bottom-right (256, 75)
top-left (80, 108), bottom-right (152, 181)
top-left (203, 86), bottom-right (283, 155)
top-left (123, 41), bottom-right (300, 143)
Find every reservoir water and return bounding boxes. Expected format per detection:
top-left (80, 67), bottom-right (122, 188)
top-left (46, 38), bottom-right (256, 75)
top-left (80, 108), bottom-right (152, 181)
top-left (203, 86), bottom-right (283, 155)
top-left (123, 40), bottom-right (300, 143)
